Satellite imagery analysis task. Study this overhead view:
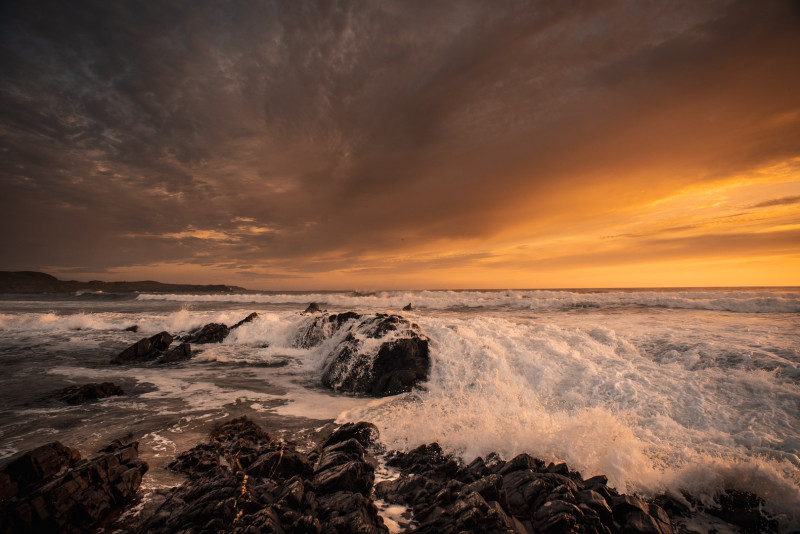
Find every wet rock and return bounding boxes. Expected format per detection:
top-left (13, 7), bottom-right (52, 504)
top-left (403, 303), bottom-right (413, 311)
top-left (110, 331), bottom-right (173, 364)
top-left (302, 302), bottom-right (322, 314)
top-left (56, 382), bottom-right (124, 404)
top-left (314, 460), bottom-right (374, 496)
top-left (376, 444), bottom-right (676, 534)
top-left (132, 417), bottom-right (387, 534)
top-left (124, 325), bottom-right (139, 332)
top-left (185, 322), bottom-right (230, 344)
top-left (307, 313), bottom-right (430, 396)
top-left (321, 422), bottom-right (380, 449)
top-left (0, 438), bottom-right (147, 534)
top-left (157, 342), bottom-right (192, 364)
top-left (231, 312), bottom-right (259, 329)
top-left (704, 490), bottom-right (779, 534)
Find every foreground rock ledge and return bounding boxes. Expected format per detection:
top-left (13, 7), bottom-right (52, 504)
top-left (0, 438), bottom-right (148, 534)
top-left (377, 444), bottom-right (674, 534)
top-left (131, 417), bottom-right (386, 534)
top-left (122, 418), bottom-right (681, 534)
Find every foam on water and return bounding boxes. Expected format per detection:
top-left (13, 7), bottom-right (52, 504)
top-left (340, 315), bottom-right (800, 525)
top-left (2, 291), bottom-right (798, 528)
top-left (135, 288), bottom-right (800, 313)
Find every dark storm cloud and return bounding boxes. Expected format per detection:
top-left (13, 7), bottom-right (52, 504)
top-left (1, 0), bottom-right (798, 279)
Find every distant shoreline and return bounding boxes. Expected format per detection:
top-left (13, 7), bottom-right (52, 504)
top-left (0, 271), bottom-right (245, 294)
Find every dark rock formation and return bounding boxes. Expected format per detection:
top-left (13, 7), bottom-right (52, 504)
top-left (0, 438), bottom-right (148, 534)
top-left (403, 303), bottom-right (413, 311)
top-left (231, 312), bottom-right (259, 329)
top-left (295, 312), bottom-right (430, 397)
top-left (185, 322), bottom-right (230, 344)
top-left (375, 444), bottom-right (675, 534)
top-left (303, 302), bottom-right (322, 314)
top-left (183, 313), bottom-right (257, 344)
top-left (110, 331), bottom-right (173, 364)
top-left (56, 382), bottom-right (124, 404)
top-left (132, 417), bottom-right (387, 534)
top-left (157, 343), bottom-right (192, 364)
top-left (124, 325), bottom-right (139, 332)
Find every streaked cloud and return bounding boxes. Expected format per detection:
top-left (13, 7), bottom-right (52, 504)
top-left (0, 0), bottom-right (798, 288)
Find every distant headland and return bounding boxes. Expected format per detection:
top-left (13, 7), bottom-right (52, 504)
top-left (0, 271), bottom-right (245, 294)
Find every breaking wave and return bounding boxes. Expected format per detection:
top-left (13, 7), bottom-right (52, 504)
top-left (135, 288), bottom-right (800, 313)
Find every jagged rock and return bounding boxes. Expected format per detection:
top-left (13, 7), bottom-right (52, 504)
top-left (157, 342), bottom-right (192, 364)
top-left (132, 417), bottom-right (387, 534)
top-left (403, 303), bottom-right (413, 311)
top-left (231, 312), bottom-right (258, 329)
top-left (295, 312), bottom-right (430, 396)
top-left (701, 490), bottom-right (779, 534)
top-left (375, 444), bottom-right (675, 534)
top-left (321, 422), bottom-right (380, 449)
top-left (185, 322), bottom-right (230, 344)
top-left (110, 331), bottom-right (173, 364)
top-left (0, 438), bottom-right (147, 534)
top-left (302, 302), bottom-right (322, 314)
top-left (56, 382), bottom-right (124, 404)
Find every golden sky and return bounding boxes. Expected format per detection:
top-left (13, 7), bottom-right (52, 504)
top-left (1, 1), bottom-right (798, 289)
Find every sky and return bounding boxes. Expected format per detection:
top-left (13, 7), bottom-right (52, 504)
top-left (1, 0), bottom-right (799, 290)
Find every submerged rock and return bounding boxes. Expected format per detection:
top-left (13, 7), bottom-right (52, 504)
top-left (302, 302), bottom-right (322, 314)
top-left (110, 331), bottom-right (173, 364)
top-left (295, 312), bottom-right (430, 397)
top-left (185, 322), bottom-right (230, 344)
top-left (132, 417), bottom-right (386, 534)
top-left (231, 311), bottom-right (258, 329)
top-left (56, 382), bottom-right (124, 404)
top-left (183, 312), bottom-right (258, 344)
top-left (0, 438), bottom-right (148, 534)
top-left (157, 342), bottom-right (192, 364)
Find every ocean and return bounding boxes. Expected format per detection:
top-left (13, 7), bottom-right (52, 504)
top-left (1, 288), bottom-right (799, 530)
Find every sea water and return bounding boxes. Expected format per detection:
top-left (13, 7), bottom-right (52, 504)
top-left (0, 288), bottom-right (798, 529)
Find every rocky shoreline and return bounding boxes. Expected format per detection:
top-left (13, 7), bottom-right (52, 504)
top-left (0, 306), bottom-right (789, 533)
top-left (0, 416), bottom-right (786, 534)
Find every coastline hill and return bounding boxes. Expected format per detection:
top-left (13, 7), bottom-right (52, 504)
top-left (0, 271), bottom-right (245, 294)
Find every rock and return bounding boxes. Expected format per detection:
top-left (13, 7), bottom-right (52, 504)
top-left (302, 302), bottom-right (322, 314)
top-left (56, 382), bottom-right (124, 404)
top-left (314, 460), bottom-right (374, 496)
top-left (376, 444), bottom-right (676, 534)
top-left (124, 325), bottom-right (139, 332)
top-left (132, 417), bottom-right (386, 534)
top-left (231, 312), bottom-right (258, 329)
top-left (157, 342), bottom-right (192, 364)
top-left (185, 322), bottom-right (230, 344)
top-left (321, 422), bottom-right (380, 449)
top-left (297, 312), bottom-right (430, 396)
top-left (110, 331), bottom-right (173, 364)
top-left (0, 438), bottom-right (147, 534)
top-left (403, 303), bottom-right (413, 311)
top-left (316, 491), bottom-right (387, 534)
top-left (704, 490), bottom-right (779, 534)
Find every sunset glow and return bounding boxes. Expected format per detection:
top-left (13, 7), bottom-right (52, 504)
top-left (1, 1), bottom-right (798, 289)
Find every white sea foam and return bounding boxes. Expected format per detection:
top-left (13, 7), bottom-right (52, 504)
top-left (4, 292), bottom-right (798, 528)
top-left (135, 289), bottom-right (800, 313)
top-left (339, 315), bottom-right (800, 524)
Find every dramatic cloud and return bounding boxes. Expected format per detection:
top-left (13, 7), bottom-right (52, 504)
top-left (1, 0), bottom-right (798, 288)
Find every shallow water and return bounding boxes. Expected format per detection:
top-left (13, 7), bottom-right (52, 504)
top-left (0, 288), bottom-right (798, 529)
